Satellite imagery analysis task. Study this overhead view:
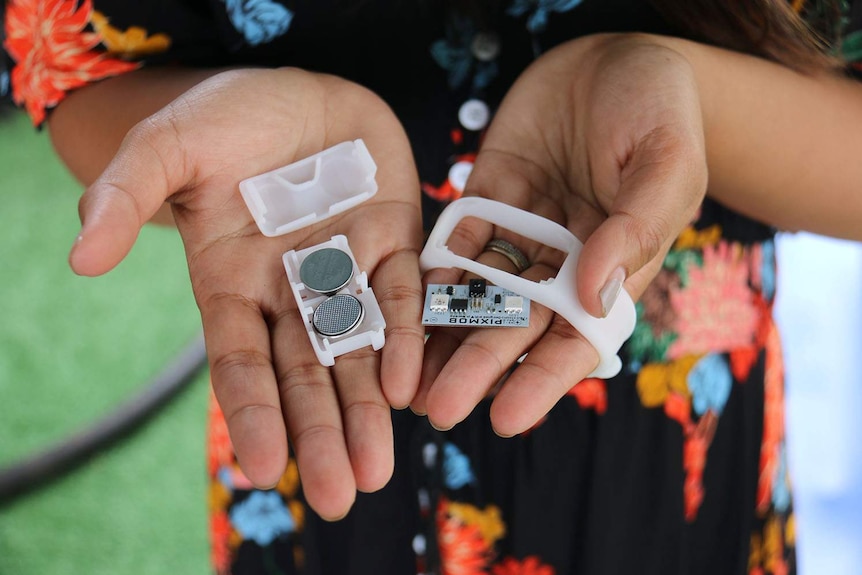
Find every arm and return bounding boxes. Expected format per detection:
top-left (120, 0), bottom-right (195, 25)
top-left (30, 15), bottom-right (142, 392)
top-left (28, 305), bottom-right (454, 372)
top-left (652, 34), bottom-right (862, 240)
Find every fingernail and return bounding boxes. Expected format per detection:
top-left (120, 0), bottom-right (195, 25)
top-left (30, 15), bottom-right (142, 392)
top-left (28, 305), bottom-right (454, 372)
top-left (599, 267), bottom-right (626, 318)
top-left (69, 233), bottom-right (84, 270)
top-left (429, 419), bottom-right (453, 432)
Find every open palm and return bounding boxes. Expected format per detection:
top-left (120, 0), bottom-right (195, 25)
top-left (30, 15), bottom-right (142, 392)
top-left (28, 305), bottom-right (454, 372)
top-left (69, 69), bottom-right (425, 520)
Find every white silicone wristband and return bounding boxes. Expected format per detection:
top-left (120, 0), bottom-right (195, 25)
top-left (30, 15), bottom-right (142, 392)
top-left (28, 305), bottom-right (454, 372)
top-left (419, 197), bottom-right (635, 378)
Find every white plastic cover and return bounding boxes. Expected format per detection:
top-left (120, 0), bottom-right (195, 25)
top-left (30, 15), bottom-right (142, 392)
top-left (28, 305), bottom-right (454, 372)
top-left (239, 140), bottom-right (378, 237)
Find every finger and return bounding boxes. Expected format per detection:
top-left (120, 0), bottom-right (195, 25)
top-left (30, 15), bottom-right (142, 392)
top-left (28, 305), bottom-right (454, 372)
top-left (201, 292), bottom-right (288, 489)
top-left (423, 263), bottom-right (559, 431)
top-left (413, 321), bottom-right (465, 418)
top-left (69, 112), bottom-right (193, 276)
top-left (412, 246), bottom-right (528, 415)
top-left (489, 317), bottom-right (599, 437)
top-left (331, 349), bottom-right (394, 493)
top-left (270, 305), bottom-right (356, 521)
top-left (369, 246), bottom-right (426, 409)
top-left (577, 127), bottom-right (707, 318)
top-left (413, 226), bottom-right (512, 416)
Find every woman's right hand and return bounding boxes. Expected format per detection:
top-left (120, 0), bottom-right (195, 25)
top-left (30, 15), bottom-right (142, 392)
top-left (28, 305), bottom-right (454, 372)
top-left (416, 33), bottom-right (708, 435)
top-left (69, 69), bottom-right (425, 520)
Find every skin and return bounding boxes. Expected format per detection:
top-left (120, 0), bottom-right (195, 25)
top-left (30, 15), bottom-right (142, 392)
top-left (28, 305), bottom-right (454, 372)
top-left (55, 69), bottom-right (426, 520)
top-left (47, 33), bottom-right (862, 519)
top-left (416, 33), bottom-right (862, 436)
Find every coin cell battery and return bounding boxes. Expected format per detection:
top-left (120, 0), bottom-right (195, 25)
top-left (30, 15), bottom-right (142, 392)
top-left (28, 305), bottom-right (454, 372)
top-left (284, 235), bottom-right (385, 366)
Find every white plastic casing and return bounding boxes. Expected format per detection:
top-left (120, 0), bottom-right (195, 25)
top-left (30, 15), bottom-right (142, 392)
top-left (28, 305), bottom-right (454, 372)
top-left (419, 197), bottom-right (636, 379)
top-left (238, 140), bottom-right (386, 365)
top-left (239, 140), bottom-right (378, 237)
top-left (284, 236), bottom-right (386, 366)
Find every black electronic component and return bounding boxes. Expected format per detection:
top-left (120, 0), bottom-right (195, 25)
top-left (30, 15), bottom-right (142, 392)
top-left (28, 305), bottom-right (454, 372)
top-left (449, 298), bottom-right (469, 313)
top-left (469, 279), bottom-right (486, 297)
top-left (494, 294), bottom-right (502, 305)
top-left (446, 285), bottom-right (454, 295)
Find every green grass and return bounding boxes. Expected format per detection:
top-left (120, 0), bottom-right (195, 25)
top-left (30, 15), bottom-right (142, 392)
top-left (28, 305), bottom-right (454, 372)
top-left (0, 109), bottom-right (211, 574)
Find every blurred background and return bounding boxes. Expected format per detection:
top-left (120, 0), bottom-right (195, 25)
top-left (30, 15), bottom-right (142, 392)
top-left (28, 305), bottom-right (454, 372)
top-left (1, 105), bottom-right (860, 575)
top-left (0, 108), bottom-right (210, 574)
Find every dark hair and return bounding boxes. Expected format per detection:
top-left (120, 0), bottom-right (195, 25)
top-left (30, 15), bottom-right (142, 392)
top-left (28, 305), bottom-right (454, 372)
top-left (450, 0), bottom-right (848, 70)
top-left (647, 0), bottom-right (847, 71)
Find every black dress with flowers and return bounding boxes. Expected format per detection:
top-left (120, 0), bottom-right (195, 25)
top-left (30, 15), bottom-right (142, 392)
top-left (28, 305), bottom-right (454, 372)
top-left (4, 1), bottom-right (862, 574)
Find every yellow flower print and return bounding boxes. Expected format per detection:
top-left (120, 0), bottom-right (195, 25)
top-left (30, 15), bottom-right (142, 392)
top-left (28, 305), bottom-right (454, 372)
top-left (748, 532), bottom-right (763, 572)
top-left (208, 481), bottom-right (232, 512)
top-left (276, 459), bottom-right (300, 497)
top-left (636, 355), bottom-right (699, 408)
top-left (288, 500), bottom-right (305, 531)
top-left (761, 515), bottom-right (790, 574)
top-left (785, 514), bottom-right (795, 546)
top-left (446, 501), bottom-right (506, 546)
top-left (229, 529), bottom-right (243, 550)
top-left (91, 11), bottom-right (171, 58)
top-left (673, 224), bottom-right (722, 250)
top-left (637, 363), bottom-right (671, 407)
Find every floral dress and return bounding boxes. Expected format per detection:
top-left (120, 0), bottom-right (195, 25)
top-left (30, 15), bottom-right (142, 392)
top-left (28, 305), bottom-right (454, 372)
top-left (4, 1), bottom-right (862, 574)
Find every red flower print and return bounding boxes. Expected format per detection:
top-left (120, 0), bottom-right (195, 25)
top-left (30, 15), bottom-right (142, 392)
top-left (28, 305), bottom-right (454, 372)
top-left (421, 152), bottom-right (477, 202)
top-left (729, 294), bottom-right (771, 381)
top-left (682, 410), bottom-right (718, 521)
top-left (210, 510), bottom-right (235, 575)
top-left (567, 378), bottom-right (607, 414)
top-left (4, 0), bottom-right (139, 125)
top-left (664, 392), bottom-right (692, 430)
top-left (492, 556), bottom-right (556, 575)
top-left (757, 321), bottom-right (785, 514)
top-left (438, 499), bottom-right (492, 575)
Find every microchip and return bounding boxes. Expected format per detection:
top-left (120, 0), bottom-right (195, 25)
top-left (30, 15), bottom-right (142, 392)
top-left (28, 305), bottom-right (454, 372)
top-left (494, 294), bottom-right (502, 305)
top-left (469, 279), bottom-right (486, 297)
top-left (446, 285), bottom-right (454, 295)
top-left (430, 293), bottom-right (449, 312)
top-left (449, 298), bottom-right (469, 313)
top-left (504, 296), bottom-right (524, 314)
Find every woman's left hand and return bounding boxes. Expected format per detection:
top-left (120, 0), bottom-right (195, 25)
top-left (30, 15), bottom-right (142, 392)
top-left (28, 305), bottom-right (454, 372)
top-left (414, 33), bottom-right (708, 435)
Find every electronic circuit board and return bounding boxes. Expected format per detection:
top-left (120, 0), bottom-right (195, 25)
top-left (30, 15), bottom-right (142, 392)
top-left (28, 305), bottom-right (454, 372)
top-left (421, 280), bottom-right (530, 328)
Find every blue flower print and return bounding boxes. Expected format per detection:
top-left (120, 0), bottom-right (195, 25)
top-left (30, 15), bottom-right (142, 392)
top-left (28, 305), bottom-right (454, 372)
top-left (223, 0), bottom-right (293, 46)
top-left (229, 490), bottom-right (295, 546)
top-left (0, 70), bottom-right (9, 98)
top-left (772, 443), bottom-right (792, 513)
top-left (217, 466), bottom-right (235, 491)
top-left (760, 239), bottom-right (776, 301)
top-left (430, 16), bottom-right (499, 91)
top-left (507, 0), bottom-right (584, 33)
top-left (443, 442), bottom-right (476, 489)
top-left (688, 354), bottom-right (733, 416)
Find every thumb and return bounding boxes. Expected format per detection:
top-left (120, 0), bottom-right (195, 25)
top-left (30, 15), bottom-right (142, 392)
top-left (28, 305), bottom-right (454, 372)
top-left (69, 116), bottom-right (193, 276)
top-left (576, 133), bottom-right (707, 318)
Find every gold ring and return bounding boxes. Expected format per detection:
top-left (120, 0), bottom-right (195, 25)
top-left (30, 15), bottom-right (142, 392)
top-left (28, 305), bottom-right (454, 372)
top-left (483, 239), bottom-right (530, 274)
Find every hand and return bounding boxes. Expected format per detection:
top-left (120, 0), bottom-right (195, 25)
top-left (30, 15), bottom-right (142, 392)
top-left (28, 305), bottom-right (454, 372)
top-left (414, 33), bottom-right (708, 436)
top-left (69, 69), bottom-right (424, 520)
